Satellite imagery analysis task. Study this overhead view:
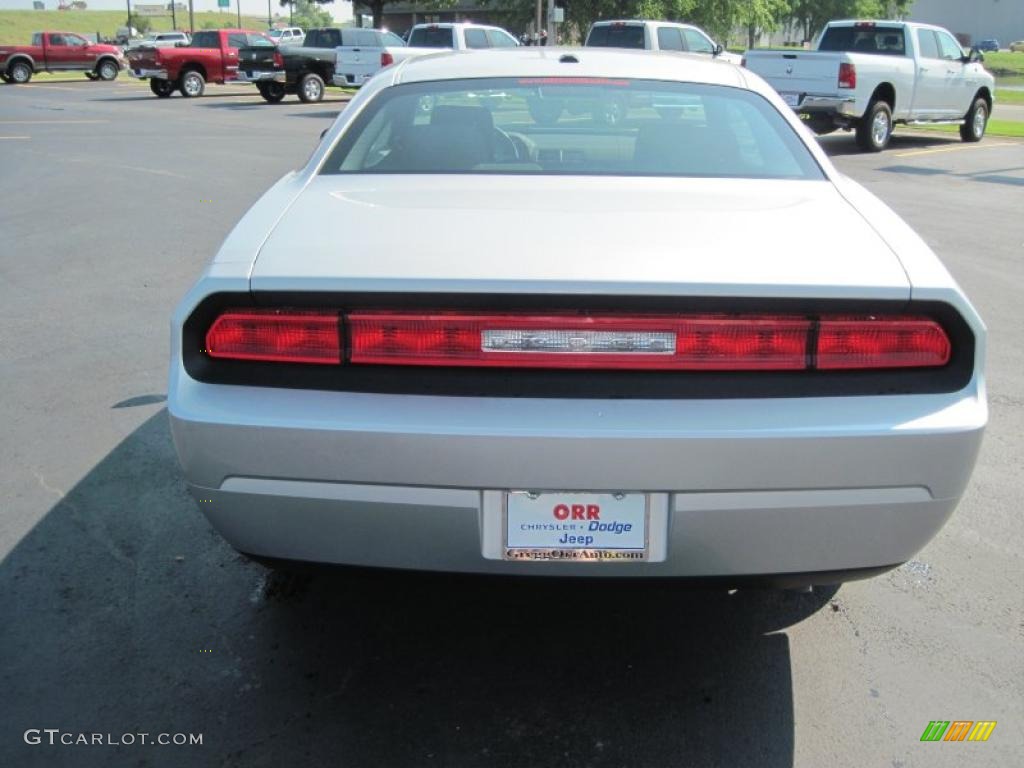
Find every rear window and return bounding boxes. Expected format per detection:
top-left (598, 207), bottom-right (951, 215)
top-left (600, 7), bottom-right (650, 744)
top-left (408, 26), bottom-right (455, 48)
top-left (818, 25), bottom-right (907, 56)
top-left (190, 31), bottom-right (219, 48)
top-left (586, 24), bottom-right (646, 49)
top-left (321, 78), bottom-right (823, 180)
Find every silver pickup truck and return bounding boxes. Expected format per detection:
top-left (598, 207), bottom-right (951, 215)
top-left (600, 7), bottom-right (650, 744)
top-left (744, 20), bottom-right (995, 151)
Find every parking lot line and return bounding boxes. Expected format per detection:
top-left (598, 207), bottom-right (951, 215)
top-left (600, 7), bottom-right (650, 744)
top-left (0, 136), bottom-right (31, 140)
top-left (0, 119), bottom-right (109, 125)
top-left (894, 141), bottom-right (1018, 158)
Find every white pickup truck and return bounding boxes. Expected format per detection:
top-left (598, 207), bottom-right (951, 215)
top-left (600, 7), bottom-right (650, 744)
top-left (333, 22), bottom-right (518, 88)
top-left (744, 20), bottom-right (995, 151)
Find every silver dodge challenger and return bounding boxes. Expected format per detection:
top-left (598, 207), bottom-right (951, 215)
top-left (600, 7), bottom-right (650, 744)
top-left (169, 48), bottom-right (986, 584)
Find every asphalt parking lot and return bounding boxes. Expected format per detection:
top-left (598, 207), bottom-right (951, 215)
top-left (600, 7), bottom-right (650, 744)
top-left (1, 78), bottom-right (1021, 767)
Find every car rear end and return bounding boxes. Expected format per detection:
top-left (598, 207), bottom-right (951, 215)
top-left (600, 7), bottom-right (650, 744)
top-left (169, 59), bottom-right (986, 582)
top-left (238, 44), bottom-right (285, 85)
top-left (585, 21), bottom-right (648, 50)
top-left (742, 50), bottom-right (859, 117)
top-left (127, 46), bottom-right (167, 80)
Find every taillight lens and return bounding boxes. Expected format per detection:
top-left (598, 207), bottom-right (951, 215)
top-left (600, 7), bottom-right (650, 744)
top-left (273, 50), bottom-right (284, 68)
top-left (205, 310), bottom-right (340, 364)
top-left (381, 52), bottom-right (394, 67)
top-left (817, 317), bottom-right (950, 369)
top-left (838, 62), bottom-right (856, 89)
top-left (202, 310), bottom-right (952, 372)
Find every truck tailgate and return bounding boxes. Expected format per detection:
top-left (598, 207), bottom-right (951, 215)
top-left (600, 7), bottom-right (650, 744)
top-left (336, 46), bottom-right (383, 85)
top-left (239, 46), bottom-right (278, 71)
top-left (744, 51), bottom-right (840, 102)
top-left (127, 47), bottom-right (161, 70)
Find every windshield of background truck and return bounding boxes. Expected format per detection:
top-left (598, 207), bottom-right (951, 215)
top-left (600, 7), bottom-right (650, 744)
top-left (818, 25), bottom-right (907, 55)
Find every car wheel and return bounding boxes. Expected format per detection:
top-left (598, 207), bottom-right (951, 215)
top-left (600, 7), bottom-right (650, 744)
top-left (855, 100), bottom-right (892, 152)
top-left (257, 81), bottom-right (286, 103)
top-left (97, 59), bottom-right (119, 81)
top-left (179, 69), bottom-right (205, 98)
top-left (960, 97), bottom-right (987, 142)
top-left (149, 78), bottom-right (174, 97)
top-left (8, 60), bottom-right (32, 84)
top-left (297, 73), bottom-right (325, 103)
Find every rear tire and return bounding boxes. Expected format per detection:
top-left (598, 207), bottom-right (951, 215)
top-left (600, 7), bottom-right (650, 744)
top-left (960, 97), bottom-right (987, 142)
top-left (257, 81), bottom-right (286, 103)
top-left (8, 60), bottom-right (32, 84)
top-left (150, 78), bottom-right (174, 97)
top-left (179, 68), bottom-right (205, 98)
top-left (297, 72), bottom-right (325, 103)
top-left (97, 59), bottom-right (119, 81)
top-left (855, 100), bottom-right (892, 152)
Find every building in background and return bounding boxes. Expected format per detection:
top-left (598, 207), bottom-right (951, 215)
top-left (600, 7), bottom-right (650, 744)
top-left (353, 1), bottom-right (514, 36)
top-left (909, 0), bottom-right (1024, 48)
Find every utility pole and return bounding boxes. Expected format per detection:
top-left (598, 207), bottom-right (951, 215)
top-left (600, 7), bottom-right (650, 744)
top-left (267, 0), bottom-right (272, 28)
top-left (125, 0), bottom-right (132, 39)
top-left (188, 0), bottom-right (194, 35)
top-left (534, 0), bottom-right (541, 40)
top-left (546, 0), bottom-right (555, 44)
top-left (236, 0), bottom-right (241, 28)
top-left (171, 1), bottom-right (177, 31)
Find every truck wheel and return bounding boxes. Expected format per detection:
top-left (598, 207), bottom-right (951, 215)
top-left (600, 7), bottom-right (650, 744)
top-left (8, 60), bottom-right (32, 84)
top-left (97, 59), bottom-right (119, 81)
top-left (257, 82), bottom-right (286, 103)
top-left (150, 78), bottom-right (174, 98)
top-left (297, 73), bottom-right (325, 103)
top-left (855, 101), bottom-right (892, 152)
top-left (960, 97), bottom-right (987, 142)
top-left (179, 69), bottom-right (205, 98)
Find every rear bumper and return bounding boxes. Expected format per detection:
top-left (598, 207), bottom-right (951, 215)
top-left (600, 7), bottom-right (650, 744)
top-left (169, 368), bottom-right (986, 578)
top-left (797, 94), bottom-right (860, 118)
top-left (130, 67), bottom-right (167, 79)
top-left (238, 70), bottom-right (286, 83)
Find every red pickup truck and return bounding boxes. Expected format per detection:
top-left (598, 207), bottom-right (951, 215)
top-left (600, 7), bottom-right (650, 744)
top-left (127, 28), bottom-right (275, 98)
top-left (0, 32), bottom-right (126, 84)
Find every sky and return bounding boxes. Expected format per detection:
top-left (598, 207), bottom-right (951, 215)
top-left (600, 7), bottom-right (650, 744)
top-left (0, 0), bottom-right (354, 23)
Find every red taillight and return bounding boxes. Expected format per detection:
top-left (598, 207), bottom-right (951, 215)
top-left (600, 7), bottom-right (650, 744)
top-left (273, 50), bottom-right (284, 68)
top-left (205, 310), bottom-right (340, 364)
top-left (381, 52), bottom-right (394, 67)
top-left (838, 62), bottom-right (856, 89)
top-left (817, 317), bottom-right (950, 370)
top-left (203, 310), bottom-right (952, 372)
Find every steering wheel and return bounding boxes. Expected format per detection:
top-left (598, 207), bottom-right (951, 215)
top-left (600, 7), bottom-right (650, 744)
top-left (492, 128), bottom-right (521, 162)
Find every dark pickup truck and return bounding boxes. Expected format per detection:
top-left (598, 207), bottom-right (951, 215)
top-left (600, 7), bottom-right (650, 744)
top-left (239, 27), bottom-right (394, 103)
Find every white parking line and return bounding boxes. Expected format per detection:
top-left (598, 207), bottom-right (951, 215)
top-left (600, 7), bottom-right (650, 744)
top-left (0, 136), bottom-right (31, 139)
top-left (0, 119), bottom-right (110, 125)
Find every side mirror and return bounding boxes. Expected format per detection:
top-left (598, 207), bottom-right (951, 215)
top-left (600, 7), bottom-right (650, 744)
top-left (320, 128), bottom-right (328, 141)
top-left (713, 43), bottom-right (724, 57)
top-left (967, 47), bottom-right (984, 63)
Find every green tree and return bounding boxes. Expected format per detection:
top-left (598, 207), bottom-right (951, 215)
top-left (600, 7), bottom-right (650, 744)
top-left (736, 0), bottom-right (789, 49)
top-left (787, 0), bottom-right (915, 43)
top-left (130, 15), bottom-right (153, 35)
top-left (279, 0), bottom-right (334, 29)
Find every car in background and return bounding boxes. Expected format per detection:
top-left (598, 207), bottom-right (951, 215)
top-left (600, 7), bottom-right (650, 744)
top-left (169, 48), bottom-right (985, 586)
top-left (268, 27), bottom-right (305, 46)
top-left (976, 39), bottom-right (1000, 52)
top-left (584, 20), bottom-right (742, 65)
top-left (128, 28), bottom-right (274, 97)
top-left (125, 31), bottom-right (190, 51)
top-left (0, 31), bottom-right (126, 83)
top-left (1010, 41), bottom-right (1024, 53)
top-left (333, 22), bottom-right (519, 89)
top-left (744, 20), bottom-right (995, 151)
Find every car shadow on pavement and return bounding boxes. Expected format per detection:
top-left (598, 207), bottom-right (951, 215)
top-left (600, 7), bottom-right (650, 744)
top-left (818, 131), bottom-right (961, 157)
top-left (1, 410), bottom-right (833, 768)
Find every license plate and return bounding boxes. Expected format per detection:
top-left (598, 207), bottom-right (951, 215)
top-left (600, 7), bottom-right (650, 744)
top-left (504, 491), bottom-right (648, 561)
top-left (781, 92), bottom-right (801, 107)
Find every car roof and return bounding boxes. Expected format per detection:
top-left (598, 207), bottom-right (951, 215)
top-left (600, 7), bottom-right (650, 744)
top-left (591, 19), bottom-right (699, 29)
top-left (392, 47), bottom-right (748, 90)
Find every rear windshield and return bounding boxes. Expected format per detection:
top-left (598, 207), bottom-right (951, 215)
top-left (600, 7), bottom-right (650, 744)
top-left (321, 78), bottom-right (823, 179)
top-left (586, 24), bottom-right (646, 49)
top-left (818, 25), bottom-right (907, 56)
top-left (408, 26), bottom-right (455, 48)
top-left (189, 31), bottom-right (219, 48)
